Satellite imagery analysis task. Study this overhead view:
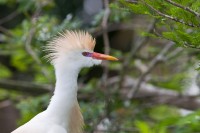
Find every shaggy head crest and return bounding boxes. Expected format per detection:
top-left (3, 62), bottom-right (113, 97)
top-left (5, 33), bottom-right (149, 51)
top-left (45, 30), bottom-right (96, 64)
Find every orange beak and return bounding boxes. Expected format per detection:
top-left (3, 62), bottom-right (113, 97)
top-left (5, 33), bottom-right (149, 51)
top-left (91, 52), bottom-right (118, 61)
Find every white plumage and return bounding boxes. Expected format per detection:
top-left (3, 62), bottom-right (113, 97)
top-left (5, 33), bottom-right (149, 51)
top-left (12, 30), bottom-right (117, 133)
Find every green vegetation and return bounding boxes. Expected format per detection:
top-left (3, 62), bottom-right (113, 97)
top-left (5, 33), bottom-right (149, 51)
top-left (0, 0), bottom-right (200, 132)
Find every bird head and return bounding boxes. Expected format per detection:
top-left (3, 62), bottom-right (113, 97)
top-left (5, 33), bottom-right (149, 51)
top-left (45, 30), bottom-right (118, 69)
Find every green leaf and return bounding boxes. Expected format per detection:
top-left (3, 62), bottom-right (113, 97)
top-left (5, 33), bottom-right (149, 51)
top-left (135, 121), bottom-right (153, 133)
top-left (0, 64), bottom-right (12, 78)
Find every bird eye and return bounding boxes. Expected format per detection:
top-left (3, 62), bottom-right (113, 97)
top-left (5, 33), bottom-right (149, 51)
top-left (82, 52), bottom-right (92, 57)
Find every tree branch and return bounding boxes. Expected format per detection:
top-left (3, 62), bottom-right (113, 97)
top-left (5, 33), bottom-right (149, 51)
top-left (0, 79), bottom-right (53, 95)
top-left (118, 19), bottom-right (156, 90)
top-left (101, 0), bottom-right (111, 120)
top-left (0, 11), bottom-right (19, 25)
top-left (101, 0), bottom-right (111, 87)
top-left (91, 22), bottom-right (139, 37)
top-left (109, 76), bottom-right (200, 110)
top-left (127, 42), bottom-right (174, 98)
top-left (154, 28), bottom-right (200, 49)
top-left (142, 0), bottom-right (199, 27)
top-left (0, 77), bottom-right (200, 110)
top-left (0, 26), bottom-right (13, 37)
top-left (24, 5), bottom-right (52, 82)
top-left (164, 0), bottom-right (200, 18)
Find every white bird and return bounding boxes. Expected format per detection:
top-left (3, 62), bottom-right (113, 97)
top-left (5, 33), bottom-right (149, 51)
top-left (12, 30), bottom-right (118, 133)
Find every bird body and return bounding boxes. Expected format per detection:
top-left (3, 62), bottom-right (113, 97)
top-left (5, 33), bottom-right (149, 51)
top-left (12, 31), bottom-right (118, 133)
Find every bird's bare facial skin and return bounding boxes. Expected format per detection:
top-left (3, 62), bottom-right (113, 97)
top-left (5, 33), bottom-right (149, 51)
top-left (82, 52), bottom-right (92, 57)
top-left (82, 52), bottom-right (118, 61)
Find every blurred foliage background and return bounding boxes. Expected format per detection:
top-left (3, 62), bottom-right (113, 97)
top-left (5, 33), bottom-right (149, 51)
top-left (0, 0), bottom-right (200, 133)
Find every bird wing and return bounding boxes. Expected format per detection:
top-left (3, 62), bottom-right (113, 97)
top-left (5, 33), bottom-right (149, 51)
top-left (48, 125), bottom-right (67, 133)
top-left (11, 123), bottom-right (47, 133)
top-left (12, 122), bottom-right (67, 133)
top-left (11, 112), bottom-right (62, 133)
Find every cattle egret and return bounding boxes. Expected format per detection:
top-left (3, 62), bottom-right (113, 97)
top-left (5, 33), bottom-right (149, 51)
top-left (12, 30), bottom-right (118, 133)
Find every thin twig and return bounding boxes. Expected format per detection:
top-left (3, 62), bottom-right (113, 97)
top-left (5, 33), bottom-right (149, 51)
top-left (0, 26), bottom-right (13, 37)
top-left (164, 0), bottom-right (200, 18)
top-left (92, 116), bottom-right (109, 133)
top-left (125, 0), bottom-right (138, 4)
top-left (91, 22), bottom-right (139, 37)
top-left (25, 25), bottom-right (40, 62)
top-left (93, 127), bottom-right (138, 132)
top-left (101, 0), bottom-right (111, 124)
top-left (25, 6), bottom-right (42, 63)
top-left (118, 20), bottom-right (156, 90)
top-left (24, 6), bottom-right (51, 81)
top-left (154, 28), bottom-right (200, 49)
top-left (0, 79), bottom-right (53, 94)
top-left (0, 77), bottom-right (200, 110)
top-left (164, 47), bottom-right (183, 61)
top-left (142, 0), bottom-right (199, 27)
top-left (108, 76), bottom-right (200, 110)
top-left (0, 11), bottom-right (19, 25)
top-left (101, 0), bottom-right (110, 85)
top-left (127, 42), bottom-right (174, 98)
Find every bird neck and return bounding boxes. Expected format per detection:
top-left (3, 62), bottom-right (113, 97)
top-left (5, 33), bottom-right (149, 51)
top-left (46, 63), bottom-right (82, 130)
